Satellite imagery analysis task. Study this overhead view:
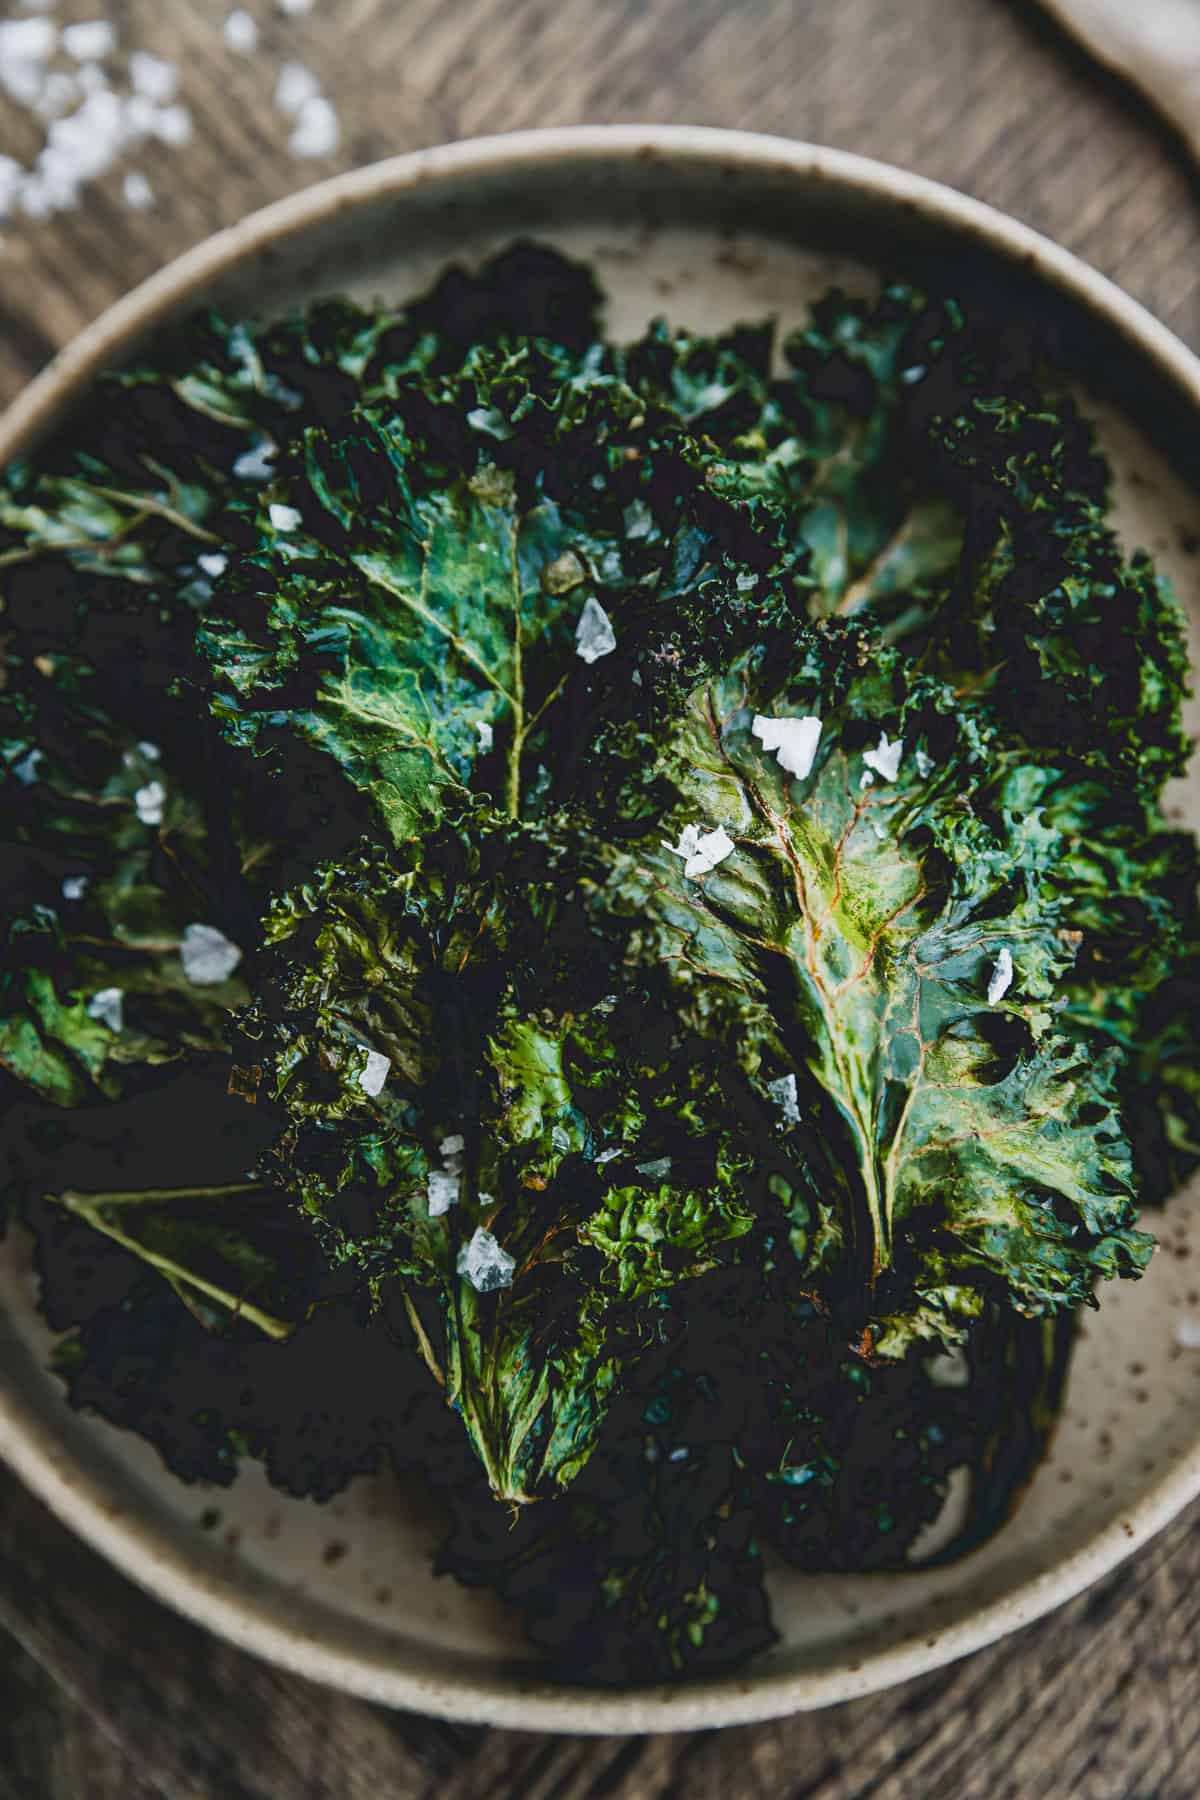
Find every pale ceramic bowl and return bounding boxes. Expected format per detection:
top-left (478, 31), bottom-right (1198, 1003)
top-left (2, 127), bottom-right (1200, 1734)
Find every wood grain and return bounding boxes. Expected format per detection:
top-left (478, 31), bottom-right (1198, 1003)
top-left (4, 0), bottom-right (1200, 1793)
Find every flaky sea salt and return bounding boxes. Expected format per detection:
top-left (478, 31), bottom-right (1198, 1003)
top-left (768, 1072), bottom-right (801, 1126)
top-left (233, 442), bottom-right (276, 481)
top-left (358, 1048), bottom-right (391, 1098)
top-left (224, 10), bottom-right (260, 53)
top-left (635, 1156), bottom-right (672, 1180)
top-left (915, 748), bottom-right (935, 778)
top-left (134, 779), bottom-right (166, 825)
top-left (927, 1347), bottom-right (970, 1389)
top-left (289, 94), bottom-right (339, 158)
top-left (180, 922), bottom-right (243, 986)
top-left (475, 720), bottom-right (494, 752)
top-left (440, 1133), bottom-right (466, 1160)
top-left (275, 61), bottom-right (321, 114)
top-left (151, 102), bottom-right (191, 145)
top-left (662, 821), bottom-right (736, 881)
top-left (752, 713), bottom-right (822, 780)
top-left (0, 17), bottom-right (57, 63)
top-left (129, 50), bottom-right (178, 102)
top-left (596, 1147), bottom-right (623, 1166)
top-left (198, 552), bottom-right (228, 578)
top-left (12, 747), bottom-right (43, 784)
top-left (457, 1226), bottom-right (516, 1293)
top-left (269, 502), bottom-right (302, 533)
top-left (61, 875), bottom-right (89, 901)
top-left (427, 1170), bottom-right (459, 1217)
top-left (87, 987), bottom-right (124, 1032)
top-left (61, 21), bottom-right (116, 62)
top-left (987, 946), bottom-right (1014, 1006)
top-left (1174, 1316), bottom-right (1200, 1350)
top-left (123, 170), bottom-right (153, 209)
top-left (863, 732), bottom-right (904, 782)
top-left (574, 595), bottom-right (617, 665)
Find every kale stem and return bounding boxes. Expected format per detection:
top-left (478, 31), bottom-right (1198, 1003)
top-left (52, 1181), bottom-right (267, 1207)
top-left (507, 516), bottom-right (526, 820)
top-left (49, 1186), bottom-right (294, 1341)
top-left (87, 483), bottom-right (222, 544)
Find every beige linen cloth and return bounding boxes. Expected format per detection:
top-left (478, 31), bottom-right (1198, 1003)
top-left (1045, 0), bottom-right (1200, 157)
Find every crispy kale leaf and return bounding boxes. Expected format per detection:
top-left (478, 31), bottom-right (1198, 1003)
top-left (623, 629), bottom-right (1154, 1354)
top-left (241, 821), bottom-right (769, 1499)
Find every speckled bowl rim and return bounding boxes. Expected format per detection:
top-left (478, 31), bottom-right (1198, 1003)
top-left (3, 125), bottom-right (1200, 1733)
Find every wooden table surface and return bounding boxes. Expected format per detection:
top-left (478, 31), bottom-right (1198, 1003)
top-left (4, 2), bottom-right (1200, 1794)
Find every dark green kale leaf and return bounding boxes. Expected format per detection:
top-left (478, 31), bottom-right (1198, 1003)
top-left (681, 283), bottom-right (1190, 794)
top-left (0, 717), bottom-right (250, 1105)
top-left (197, 419), bottom-right (599, 837)
top-left (239, 819), bottom-right (776, 1500)
top-left (435, 1255), bottom-right (1071, 1681)
top-left (680, 286), bottom-right (966, 622)
top-left (617, 626), bottom-right (1153, 1355)
top-left (194, 321), bottom-right (811, 843)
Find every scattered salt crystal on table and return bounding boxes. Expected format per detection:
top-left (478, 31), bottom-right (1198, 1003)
top-left (129, 50), bottom-right (177, 103)
top-left (151, 102), bottom-right (192, 145)
top-left (863, 731), bottom-right (904, 782)
top-left (224, 10), bottom-right (259, 53)
top-left (427, 1169), bottom-right (459, 1217)
top-left (357, 1048), bottom-right (391, 1097)
top-left (574, 595), bottom-right (617, 664)
top-left (289, 94), bottom-right (339, 158)
top-left (123, 170), bottom-right (153, 209)
top-left (87, 987), bottom-right (124, 1032)
top-left (180, 922), bottom-right (243, 986)
top-left (987, 945), bottom-right (1014, 1005)
top-left (61, 20), bottom-right (116, 62)
top-left (1174, 1316), bottom-right (1200, 1350)
top-left (275, 61), bottom-right (320, 114)
top-left (752, 713), bottom-right (822, 780)
top-left (457, 1226), bottom-right (516, 1293)
top-left (278, 0), bottom-right (318, 14)
top-left (0, 17), bottom-right (57, 63)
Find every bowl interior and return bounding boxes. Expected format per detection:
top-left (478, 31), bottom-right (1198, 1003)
top-left (3, 136), bottom-right (1200, 1731)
